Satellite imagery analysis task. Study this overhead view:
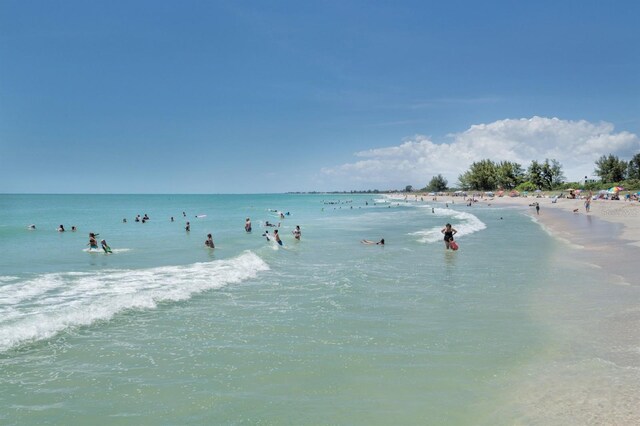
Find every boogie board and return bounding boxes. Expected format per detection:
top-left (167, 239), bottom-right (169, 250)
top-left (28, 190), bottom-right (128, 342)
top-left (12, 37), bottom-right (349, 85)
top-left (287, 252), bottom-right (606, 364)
top-left (450, 241), bottom-right (459, 251)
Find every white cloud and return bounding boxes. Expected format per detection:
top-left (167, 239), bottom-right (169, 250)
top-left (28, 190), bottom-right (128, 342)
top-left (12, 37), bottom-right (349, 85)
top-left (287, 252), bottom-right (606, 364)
top-left (321, 116), bottom-right (640, 188)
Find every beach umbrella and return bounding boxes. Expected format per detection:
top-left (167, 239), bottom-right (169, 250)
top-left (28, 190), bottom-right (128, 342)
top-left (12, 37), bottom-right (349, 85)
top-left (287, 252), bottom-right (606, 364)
top-left (608, 186), bottom-right (623, 193)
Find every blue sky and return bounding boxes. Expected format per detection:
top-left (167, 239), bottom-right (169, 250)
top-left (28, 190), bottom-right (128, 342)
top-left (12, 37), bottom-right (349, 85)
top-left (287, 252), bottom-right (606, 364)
top-left (1, 0), bottom-right (639, 193)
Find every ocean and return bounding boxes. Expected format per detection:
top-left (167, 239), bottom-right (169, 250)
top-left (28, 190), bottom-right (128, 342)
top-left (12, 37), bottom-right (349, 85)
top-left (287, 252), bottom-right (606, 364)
top-left (1, 194), bottom-right (637, 424)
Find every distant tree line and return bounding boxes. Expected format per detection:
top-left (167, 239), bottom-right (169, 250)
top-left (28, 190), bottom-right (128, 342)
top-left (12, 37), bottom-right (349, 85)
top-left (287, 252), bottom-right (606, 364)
top-left (417, 152), bottom-right (640, 192)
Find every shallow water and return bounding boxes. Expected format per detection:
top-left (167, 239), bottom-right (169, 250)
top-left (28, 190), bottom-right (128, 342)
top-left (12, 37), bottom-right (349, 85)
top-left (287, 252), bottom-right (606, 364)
top-left (0, 194), bottom-right (637, 424)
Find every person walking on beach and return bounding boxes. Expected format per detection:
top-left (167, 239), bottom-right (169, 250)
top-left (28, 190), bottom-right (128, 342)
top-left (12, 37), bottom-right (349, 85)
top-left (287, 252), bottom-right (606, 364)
top-left (441, 223), bottom-right (458, 250)
top-left (535, 202), bottom-right (540, 215)
top-left (205, 233), bottom-right (214, 248)
top-left (245, 218), bottom-right (252, 232)
top-left (585, 193), bottom-right (592, 213)
top-left (293, 225), bottom-right (301, 240)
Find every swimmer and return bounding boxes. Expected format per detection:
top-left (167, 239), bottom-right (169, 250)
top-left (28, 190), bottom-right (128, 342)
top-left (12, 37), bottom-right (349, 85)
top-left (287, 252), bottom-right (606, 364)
top-left (185, 222), bottom-right (190, 232)
top-left (245, 218), bottom-right (252, 232)
top-left (361, 239), bottom-right (384, 245)
top-left (274, 229), bottom-right (283, 246)
top-left (58, 224), bottom-right (65, 232)
top-left (27, 224), bottom-right (36, 230)
top-left (100, 239), bottom-right (112, 253)
top-left (123, 218), bottom-right (127, 223)
top-left (205, 233), bottom-right (214, 248)
top-left (293, 225), bottom-right (301, 240)
top-left (262, 230), bottom-right (271, 241)
top-left (71, 226), bottom-right (77, 232)
top-left (441, 223), bottom-right (458, 250)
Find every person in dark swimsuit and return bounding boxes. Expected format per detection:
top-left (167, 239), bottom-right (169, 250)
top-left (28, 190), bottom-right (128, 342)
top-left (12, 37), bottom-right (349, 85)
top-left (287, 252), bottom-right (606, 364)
top-left (274, 229), bottom-right (283, 246)
top-left (88, 233), bottom-right (98, 249)
top-left (441, 223), bottom-right (458, 250)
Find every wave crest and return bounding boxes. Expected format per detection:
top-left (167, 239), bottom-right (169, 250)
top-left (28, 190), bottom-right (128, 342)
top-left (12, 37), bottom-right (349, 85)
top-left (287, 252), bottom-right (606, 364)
top-left (0, 251), bottom-right (269, 352)
top-left (411, 208), bottom-right (487, 243)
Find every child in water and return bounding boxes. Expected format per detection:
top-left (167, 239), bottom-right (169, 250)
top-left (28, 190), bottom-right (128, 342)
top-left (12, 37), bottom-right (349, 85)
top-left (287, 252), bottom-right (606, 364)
top-left (100, 239), bottom-right (112, 253)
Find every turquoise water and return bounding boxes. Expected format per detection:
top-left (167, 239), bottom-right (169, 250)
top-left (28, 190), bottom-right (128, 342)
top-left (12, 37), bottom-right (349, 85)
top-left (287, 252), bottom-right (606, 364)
top-left (1, 194), bottom-right (635, 424)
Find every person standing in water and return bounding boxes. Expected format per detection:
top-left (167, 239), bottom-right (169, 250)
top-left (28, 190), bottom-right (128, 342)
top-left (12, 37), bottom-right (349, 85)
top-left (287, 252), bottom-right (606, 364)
top-left (441, 223), bottom-right (458, 250)
top-left (185, 221), bottom-right (190, 232)
top-left (293, 225), bottom-right (301, 240)
top-left (245, 218), bottom-right (252, 232)
top-left (274, 229), bottom-right (283, 246)
top-left (585, 194), bottom-right (592, 213)
top-left (205, 233), bottom-right (214, 248)
top-left (88, 233), bottom-right (98, 250)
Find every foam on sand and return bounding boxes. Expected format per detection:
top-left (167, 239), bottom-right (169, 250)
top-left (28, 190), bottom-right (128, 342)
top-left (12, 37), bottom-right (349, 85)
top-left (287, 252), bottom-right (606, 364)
top-left (0, 251), bottom-right (269, 353)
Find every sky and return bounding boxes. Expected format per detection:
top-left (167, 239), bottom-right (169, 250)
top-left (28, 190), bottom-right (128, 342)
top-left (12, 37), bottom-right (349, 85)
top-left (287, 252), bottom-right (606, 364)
top-left (1, 0), bottom-right (639, 193)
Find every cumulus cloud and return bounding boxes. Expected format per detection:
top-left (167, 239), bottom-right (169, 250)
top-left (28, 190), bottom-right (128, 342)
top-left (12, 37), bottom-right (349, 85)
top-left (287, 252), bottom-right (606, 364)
top-left (321, 116), bottom-right (640, 188)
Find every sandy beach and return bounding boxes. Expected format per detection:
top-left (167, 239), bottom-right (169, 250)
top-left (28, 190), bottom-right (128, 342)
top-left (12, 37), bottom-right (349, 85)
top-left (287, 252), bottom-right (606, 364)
top-left (399, 192), bottom-right (640, 247)
top-left (479, 194), bottom-right (640, 247)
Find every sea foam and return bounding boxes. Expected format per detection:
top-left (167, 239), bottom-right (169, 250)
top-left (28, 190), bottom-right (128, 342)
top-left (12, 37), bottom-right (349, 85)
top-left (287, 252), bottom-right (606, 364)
top-left (410, 207), bottom-right (487, 243)
top-left (0, 251), bottom-right (269, 352)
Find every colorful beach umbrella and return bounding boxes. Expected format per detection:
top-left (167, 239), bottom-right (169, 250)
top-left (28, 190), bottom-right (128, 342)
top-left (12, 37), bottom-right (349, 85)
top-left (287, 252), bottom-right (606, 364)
top-left (608, 186), bottom-right (624, 193)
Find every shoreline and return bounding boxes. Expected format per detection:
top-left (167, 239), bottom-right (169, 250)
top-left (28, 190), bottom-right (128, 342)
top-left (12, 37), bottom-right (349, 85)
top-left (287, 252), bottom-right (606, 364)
top-left (393, 193), bottom-right (640, 422)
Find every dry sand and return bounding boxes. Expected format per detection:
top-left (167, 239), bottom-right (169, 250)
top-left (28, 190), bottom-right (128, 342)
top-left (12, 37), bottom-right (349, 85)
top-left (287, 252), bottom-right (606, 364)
top-left (481, 194), bottom-right (640, 247)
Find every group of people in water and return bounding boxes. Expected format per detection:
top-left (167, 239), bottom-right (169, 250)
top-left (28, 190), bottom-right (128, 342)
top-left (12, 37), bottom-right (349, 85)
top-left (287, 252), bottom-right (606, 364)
top-left (34, 201), bottom-right (461, 255)
top-left (182, 213), bottom-right (301, 249)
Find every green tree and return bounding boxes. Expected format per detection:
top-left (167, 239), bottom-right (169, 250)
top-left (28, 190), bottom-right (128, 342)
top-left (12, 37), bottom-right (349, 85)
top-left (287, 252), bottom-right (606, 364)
top-left (627, 152), bottom-right (640, 180)
top-left (515, 181), bottom-right (537, 192)
top-left (495, 161), bottom-right (525, 190)
top-left (594, 154), bottom-right (627, 182)
top-left (527, 160), bottom-right (544, 189)
top-left (426, 174), bottom-right (448, 192)
top-left (540, 158), bottom-right (566, 189)
top-left (457, 159), bottom-right (497, 190)
top-left (405, 185), bottom-right (413, 192)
